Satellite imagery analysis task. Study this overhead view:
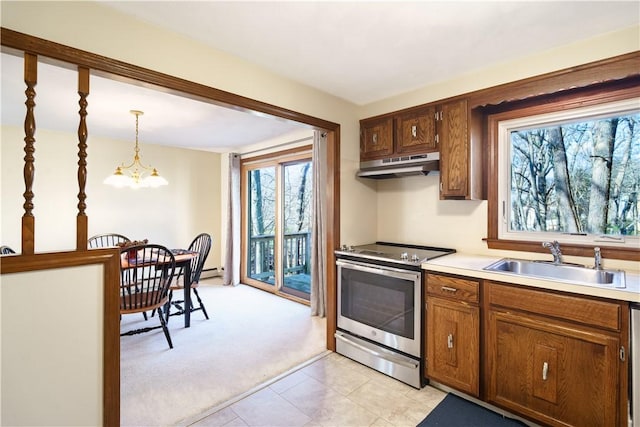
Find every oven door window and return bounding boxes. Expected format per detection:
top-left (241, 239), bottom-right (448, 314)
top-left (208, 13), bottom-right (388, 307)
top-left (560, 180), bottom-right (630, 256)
top-left (340, 266), bottom-right (415, 339)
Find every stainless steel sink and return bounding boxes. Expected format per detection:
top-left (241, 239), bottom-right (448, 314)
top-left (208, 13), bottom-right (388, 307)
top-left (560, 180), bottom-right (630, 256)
top-left (483, 258), bottom-right (626, 288)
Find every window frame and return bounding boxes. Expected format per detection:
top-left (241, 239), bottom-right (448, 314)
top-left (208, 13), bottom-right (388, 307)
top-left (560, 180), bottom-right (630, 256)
top-left (497, 97), bottom-right (639, 247)
top-left (486, 83), bottom-right (640, 261)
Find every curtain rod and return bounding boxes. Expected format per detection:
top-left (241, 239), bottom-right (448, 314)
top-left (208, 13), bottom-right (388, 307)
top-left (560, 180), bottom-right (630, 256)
top-left (240, 135), bottom-right (314, 157)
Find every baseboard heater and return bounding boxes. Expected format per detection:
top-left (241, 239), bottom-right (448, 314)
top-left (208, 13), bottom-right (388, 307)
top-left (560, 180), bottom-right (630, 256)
top-left (200, 267), bottom-right (222, 279)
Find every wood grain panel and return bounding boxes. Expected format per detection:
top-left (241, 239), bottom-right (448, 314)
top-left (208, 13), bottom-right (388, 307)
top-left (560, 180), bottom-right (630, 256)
top-left (76, 66), bottom-right (89, 250)
top-left (360, 117), bottom-right (393, 160)
top-left (21, 52), bottom-right (37, 255)
top-left (426, 296), bottom-right (480, 396)
top-left (468, 51), bottom-right (640, 109)
top-left (486, 310), bottom-right (619, 427)
top-left (487, 281), bottom-right (622, 331)
top-left (426, 272), bottom-right (479, 303)
top-left (395, 105), bottom-right (437, 154)
top-left (439, 99), bottom-right (469, 199)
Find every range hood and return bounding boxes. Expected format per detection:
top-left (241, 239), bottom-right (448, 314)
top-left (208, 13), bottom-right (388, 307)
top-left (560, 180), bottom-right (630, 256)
top-left (357, 152), bottom-right (439, 179)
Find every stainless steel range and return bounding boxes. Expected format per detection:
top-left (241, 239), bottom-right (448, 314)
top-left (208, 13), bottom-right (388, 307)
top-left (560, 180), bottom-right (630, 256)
top-left (334, 242), bottom-right (455, 388)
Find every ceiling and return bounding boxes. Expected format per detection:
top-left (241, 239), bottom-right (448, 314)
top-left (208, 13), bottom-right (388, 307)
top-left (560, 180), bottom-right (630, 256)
top-left (2, 1), bottom-right (638, 152)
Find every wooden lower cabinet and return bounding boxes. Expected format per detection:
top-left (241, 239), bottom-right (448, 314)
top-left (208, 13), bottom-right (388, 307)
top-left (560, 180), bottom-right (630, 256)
top-left (422, 275), bottom-right (629, 426)
top-left (484, 281), bottom-right (629, 427)
top-left (425, 273), bottom-right (480, 396)
top-left (426, 297), bottom-right (479, 396)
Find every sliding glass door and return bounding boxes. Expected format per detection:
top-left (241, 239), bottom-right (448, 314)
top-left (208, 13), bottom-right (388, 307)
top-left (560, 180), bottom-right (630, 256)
top-left (242, 146), bottom-right (312, 302)
top-left (281, 161), bottom-right (312, 298)
top-left (247, 166), bottom-right (277, 285)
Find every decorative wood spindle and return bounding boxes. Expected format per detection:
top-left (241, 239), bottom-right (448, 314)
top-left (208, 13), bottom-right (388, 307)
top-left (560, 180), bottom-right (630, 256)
top-left (22, 52), bottom-right (37, 255)
top-left (76, 67), bottom-right (89, 250)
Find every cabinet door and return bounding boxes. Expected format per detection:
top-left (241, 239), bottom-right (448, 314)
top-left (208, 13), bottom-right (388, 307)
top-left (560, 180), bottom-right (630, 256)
top-left (360, 117), bottom-right (393, 161)
top-left (486, 310), bottom-right (620, 427)
top-left (395, 106), bottom-right (437, 155)
top-left (439, 99), bottom-right (469, 199)
top-left (426, 297), bottom-right (479, 396)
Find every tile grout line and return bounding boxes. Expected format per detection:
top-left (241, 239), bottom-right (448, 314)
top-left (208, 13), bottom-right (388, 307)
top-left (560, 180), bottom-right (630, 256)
top-left (180, 350), bottom-right (332, 427)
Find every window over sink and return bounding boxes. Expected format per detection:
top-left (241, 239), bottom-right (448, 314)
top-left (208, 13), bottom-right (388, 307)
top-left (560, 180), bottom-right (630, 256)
top-left (485, 76), bottom-right (640, 261)
top-left (496, 97), bottom-right (639, 250)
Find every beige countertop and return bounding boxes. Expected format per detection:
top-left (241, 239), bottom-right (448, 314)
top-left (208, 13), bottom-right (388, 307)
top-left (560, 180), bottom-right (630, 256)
top-left (423, 253), bottom-right (640, 303)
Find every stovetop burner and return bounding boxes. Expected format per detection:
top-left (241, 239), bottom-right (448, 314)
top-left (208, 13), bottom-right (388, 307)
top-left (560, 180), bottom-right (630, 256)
top-left (335, 241), bottom-right (455, 266)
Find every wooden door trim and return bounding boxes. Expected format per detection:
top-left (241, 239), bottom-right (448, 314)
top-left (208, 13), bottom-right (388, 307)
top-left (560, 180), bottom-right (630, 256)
top-left (1, 27), bottom-right (341, 421)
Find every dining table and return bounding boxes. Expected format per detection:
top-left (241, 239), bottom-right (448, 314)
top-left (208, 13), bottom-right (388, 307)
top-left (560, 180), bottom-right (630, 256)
top-left (120, 247), bottom-right (199, 328)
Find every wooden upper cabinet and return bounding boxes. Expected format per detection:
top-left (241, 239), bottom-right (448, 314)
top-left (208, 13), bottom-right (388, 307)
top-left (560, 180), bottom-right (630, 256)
top-left (360, 117), bottom-right (394, 161)
top-left (395, 106), bottom-right (437, 155)
top-left (439, 99), bottom-right (470, 199)
top-left (360, 98), bottom-right (483, 198)
top-left (360, 106), bottom-right (438, 162)
top-left (437, 98), bottom-right (485, 200)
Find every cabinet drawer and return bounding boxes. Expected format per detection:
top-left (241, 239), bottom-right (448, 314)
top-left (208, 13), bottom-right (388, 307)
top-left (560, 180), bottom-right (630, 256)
top-left (487, 281), bottom-right (623, 332)
top-left (427, 273), bottom-right (479, 304)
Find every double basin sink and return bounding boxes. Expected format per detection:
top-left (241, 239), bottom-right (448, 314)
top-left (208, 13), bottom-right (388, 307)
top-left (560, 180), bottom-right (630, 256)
top-left (484, 258), bottom-right (626, 288)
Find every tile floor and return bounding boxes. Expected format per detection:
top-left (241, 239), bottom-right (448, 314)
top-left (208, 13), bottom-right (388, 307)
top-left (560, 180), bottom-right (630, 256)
top-left (189, 352), bottom-right (447, 427)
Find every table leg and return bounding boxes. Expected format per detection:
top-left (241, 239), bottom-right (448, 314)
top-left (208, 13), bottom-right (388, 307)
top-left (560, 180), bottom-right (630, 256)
top-left (184, 261), bottom-right (191, 328)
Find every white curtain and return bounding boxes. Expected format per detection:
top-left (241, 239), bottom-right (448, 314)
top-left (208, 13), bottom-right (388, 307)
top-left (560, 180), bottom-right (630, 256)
top-left (223, 153), bottom-right (241, 286)
top-left (310, 131), bottom-right (327, 317)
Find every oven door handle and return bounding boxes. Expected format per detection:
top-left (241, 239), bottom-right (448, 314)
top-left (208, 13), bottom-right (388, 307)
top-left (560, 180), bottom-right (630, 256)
top-left (336, 259), bottom-right (421, 280)
top-left (334, 332), bottom-right (419, 370)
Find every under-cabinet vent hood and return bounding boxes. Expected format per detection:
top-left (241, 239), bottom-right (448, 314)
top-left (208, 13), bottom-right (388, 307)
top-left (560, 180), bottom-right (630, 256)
top-left (357, 152), bottom-right (439, 179)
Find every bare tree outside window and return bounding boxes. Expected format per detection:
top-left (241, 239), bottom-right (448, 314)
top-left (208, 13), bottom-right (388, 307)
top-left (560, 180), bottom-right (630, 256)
top-left (509, 111), bottom-right (639, 237)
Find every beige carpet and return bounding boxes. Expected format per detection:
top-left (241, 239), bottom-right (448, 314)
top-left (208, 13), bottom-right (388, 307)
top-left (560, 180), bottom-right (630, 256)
top-left (119, 280), bottom-right (327, 426)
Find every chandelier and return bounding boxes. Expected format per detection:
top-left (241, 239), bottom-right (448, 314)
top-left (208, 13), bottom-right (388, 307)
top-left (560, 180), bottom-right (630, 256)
top-left (104, 110), bottom-right (168, 189)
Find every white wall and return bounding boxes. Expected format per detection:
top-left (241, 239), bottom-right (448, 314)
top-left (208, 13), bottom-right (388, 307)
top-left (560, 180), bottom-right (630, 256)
top-left (0, 126), bottom-right (222, 269)
top-left (375, 174), bottom-right (486, 253)
top-left (1, 265), bottom-right (104, 426)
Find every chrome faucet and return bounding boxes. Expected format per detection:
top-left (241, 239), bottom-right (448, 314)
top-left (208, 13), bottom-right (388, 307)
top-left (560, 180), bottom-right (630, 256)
top-left (542, 240), bottom-right (562, 265)
top-left (593, 247), bottom-right (602, 270)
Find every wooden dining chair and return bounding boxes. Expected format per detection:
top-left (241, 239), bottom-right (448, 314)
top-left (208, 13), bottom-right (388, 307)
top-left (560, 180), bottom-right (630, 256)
top-left (1, 245), bottom-right (16, 255)
top-left (119, 244), bottom-right (176, 349)
top-left (88, 233), bottom-right (131, 249)
top-left (166, 233), bottom-right (212, 321)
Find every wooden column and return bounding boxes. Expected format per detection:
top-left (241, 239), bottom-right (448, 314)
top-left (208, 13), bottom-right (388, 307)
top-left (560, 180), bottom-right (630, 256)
top-left (22, 53), bottom-right (37, 255)
top-left (325, 129), bottom-right (339, 351)
top-left (76, 67), bottom-right (89, 250)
